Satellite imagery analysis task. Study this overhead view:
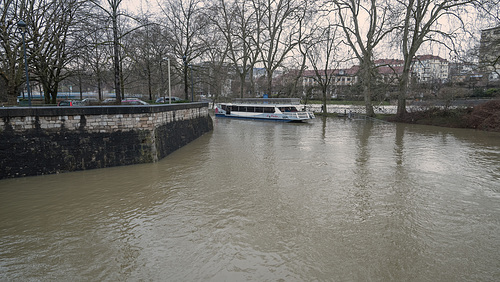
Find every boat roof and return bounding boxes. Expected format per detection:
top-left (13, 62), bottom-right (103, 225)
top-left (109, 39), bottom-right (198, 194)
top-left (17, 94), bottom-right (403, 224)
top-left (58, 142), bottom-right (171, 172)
top-left (233, 98), bottom-right (301, 105)
top-left (217, 102), bottom-right (301, 107)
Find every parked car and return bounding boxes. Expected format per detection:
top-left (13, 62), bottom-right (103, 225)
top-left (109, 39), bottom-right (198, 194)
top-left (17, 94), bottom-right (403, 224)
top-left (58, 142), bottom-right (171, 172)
top-left (82, 97), bottom-right (99, 105)
top-left (155, 97), bottom-right (181, 103)
top-left (102, 98), bottom-right (117, 104)
top-left (58, 100), bottom-right (84, 106)
top-left (121, 98), bottom-right (149, 105)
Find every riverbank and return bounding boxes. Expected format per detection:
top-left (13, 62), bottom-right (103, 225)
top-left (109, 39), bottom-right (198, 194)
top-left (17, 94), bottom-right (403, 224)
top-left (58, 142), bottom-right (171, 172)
top-left (386, 99), bottom-right (500, 132)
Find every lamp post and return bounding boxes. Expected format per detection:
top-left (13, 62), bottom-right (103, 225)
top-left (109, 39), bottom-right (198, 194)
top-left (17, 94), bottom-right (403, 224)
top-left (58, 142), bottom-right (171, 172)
top-left (160, 59), bottom-right (164, 102)
top-left (17, 20), bottom-right (31, 107)
top-left (167, 58), bottom-right (171, 104)
top-left (160, 57), bottom-right (172, 104)
top-left (182, 55), bottom-right (188, 100)
top-left (189, 64), bottom-right (193, 102)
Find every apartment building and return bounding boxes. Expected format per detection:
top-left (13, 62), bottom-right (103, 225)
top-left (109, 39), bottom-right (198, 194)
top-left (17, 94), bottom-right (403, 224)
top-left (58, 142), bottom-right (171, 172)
top-left (374, 59), bottom-right (404, 67)
top-left (374, 56), bottom-right (449, 83)
top-left (411, 55), bottom-right (449, 82)
top-left (298, 54), bottom-right (450, 97)
top-left (479, 25), bottom-right (500, 81)
top-left (301, 67), bottom-right (358, 88)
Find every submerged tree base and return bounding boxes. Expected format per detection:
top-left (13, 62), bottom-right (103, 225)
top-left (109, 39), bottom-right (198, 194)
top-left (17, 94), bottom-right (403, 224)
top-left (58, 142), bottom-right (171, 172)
top-left (385, 99), bottom-right (500, 132)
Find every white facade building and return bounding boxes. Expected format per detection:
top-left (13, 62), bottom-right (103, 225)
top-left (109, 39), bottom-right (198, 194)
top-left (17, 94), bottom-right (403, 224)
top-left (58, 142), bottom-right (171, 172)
top-left (411, 55), bottom-right (449, 82)
top-left (479, 25), bottom-right (500, 81)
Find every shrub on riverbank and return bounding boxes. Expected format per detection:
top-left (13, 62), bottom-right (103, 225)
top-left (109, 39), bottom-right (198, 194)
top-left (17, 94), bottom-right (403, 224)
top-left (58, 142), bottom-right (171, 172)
top-left (388, 99), bottom-right (500, 132)
top-left (465, 99), bottom-right (500, 132)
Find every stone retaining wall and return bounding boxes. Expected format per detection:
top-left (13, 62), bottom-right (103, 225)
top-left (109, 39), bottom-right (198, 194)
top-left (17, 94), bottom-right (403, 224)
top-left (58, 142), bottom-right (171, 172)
top-left (305, 104), bottom-right (397, 115)
top-left (0, 103), bottom-right (213, 179)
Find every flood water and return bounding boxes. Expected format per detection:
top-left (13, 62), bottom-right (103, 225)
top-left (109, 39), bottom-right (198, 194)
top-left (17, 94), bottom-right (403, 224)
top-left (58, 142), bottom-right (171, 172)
top-left (1, 117), bottom-right (500, 281)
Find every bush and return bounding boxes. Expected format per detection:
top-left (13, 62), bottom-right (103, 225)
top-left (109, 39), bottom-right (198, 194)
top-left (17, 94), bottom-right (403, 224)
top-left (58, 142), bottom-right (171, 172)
top-left (388, 99), bottom-right (500, 132)
top-left (471, 88), bottom-right (485, 98)
top-left (465, 99), bottom-right (500, 131)
top-left (485, 88), bottom-right (500, 98)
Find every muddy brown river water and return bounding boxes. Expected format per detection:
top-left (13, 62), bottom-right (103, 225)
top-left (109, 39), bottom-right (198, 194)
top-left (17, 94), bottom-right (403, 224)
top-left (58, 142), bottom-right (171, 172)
top-left (1, 117), bottom-right (499, 281)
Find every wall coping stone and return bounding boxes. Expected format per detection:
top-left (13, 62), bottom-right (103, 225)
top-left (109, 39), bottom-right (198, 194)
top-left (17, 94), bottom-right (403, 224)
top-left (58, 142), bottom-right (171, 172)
top-left (0, 102), bottom-right (208, 118)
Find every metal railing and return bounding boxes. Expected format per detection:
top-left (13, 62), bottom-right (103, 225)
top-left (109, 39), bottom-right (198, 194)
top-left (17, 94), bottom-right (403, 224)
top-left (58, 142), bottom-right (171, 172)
top-left (282, 112), bottom-right (313, 119)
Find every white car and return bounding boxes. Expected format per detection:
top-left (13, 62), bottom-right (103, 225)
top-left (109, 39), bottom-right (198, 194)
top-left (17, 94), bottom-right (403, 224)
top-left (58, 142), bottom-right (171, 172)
top-left (121, 98), bottom-right (149, 105)
top-left (82, 97), bottom-right (99, 105)
top-left (155, 97), bottom-right (181, 103)
top-left (102, 98), bottom-right (117, 104)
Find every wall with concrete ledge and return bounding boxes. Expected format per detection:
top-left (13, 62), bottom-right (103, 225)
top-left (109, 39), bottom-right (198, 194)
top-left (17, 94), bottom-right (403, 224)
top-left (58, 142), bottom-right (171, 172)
top-left (305, 104), bottom-right (398, 115)
top-left (0, 103), bottom-right (213, 179)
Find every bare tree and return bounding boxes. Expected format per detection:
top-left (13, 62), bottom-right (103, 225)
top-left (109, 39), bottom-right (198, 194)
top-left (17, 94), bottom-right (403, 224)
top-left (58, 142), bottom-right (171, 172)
top-left (0, 0), bottom-right (27, 104)
top-left (253, 0), bottom-right (305, 97)
top-left (76, 7), bottom-right (112, 101)
top-left (88, 0), bottom-right (127, 103)
top-left (126, 14), bottom-right (171, 101)
top-left (284, 0), bottom-right (317, 99)
top-left (28, 0), bottom-right (83, 104)
top-left (306, 23), bottom-right (343, 113)
top-left (208, 0), bottom-right (259, 98)
top-left (330, 0), bottom-right (394, 117)
top-left (158, 0), bottom-right (207, 100)
top-left (88, 0), bottom-right (150, 102)
top-left (392, 0), bottom-right (478, 118)
top-left (133, 20), bottom-right (155, 101)
top-left (198, 16), bottom-right (231, 103)
top-left (477, 0), bottom-right (500, 22)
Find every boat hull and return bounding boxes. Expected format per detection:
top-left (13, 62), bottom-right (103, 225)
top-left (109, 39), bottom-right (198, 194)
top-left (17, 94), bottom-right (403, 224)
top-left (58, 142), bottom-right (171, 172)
top-left (215, 113), bottom-right (313, 122)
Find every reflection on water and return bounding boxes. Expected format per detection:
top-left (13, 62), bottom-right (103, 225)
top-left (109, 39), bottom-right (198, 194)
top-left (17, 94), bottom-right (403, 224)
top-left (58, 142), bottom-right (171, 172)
top-left (1, 118), bottom-right (500, 281)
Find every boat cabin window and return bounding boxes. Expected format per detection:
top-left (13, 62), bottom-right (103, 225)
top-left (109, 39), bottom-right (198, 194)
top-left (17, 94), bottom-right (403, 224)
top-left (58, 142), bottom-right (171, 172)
top-left (279, 107), bottom-right (297, 112)
top-left (227, 105), bottom-right (275, 113)
top-left (263, 107), bottom-right (274, 113)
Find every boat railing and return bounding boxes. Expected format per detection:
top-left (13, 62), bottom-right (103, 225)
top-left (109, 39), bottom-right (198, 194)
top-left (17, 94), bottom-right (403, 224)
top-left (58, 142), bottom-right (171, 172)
top-left (281, 111), bottom-right (312, 119)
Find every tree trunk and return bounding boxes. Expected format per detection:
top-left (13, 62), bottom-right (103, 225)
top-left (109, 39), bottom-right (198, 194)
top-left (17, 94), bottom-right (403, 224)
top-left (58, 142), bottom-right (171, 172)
top-left (6, 85), bottom-right (19, 105)
top-left (147, 66), bottom-right (152, 101)
top-left (239, 73), bottom-right (245, 98)
top-left (361, 65), bottom-right (375, 117)
top-left (50, 90), bottom-right (57, 105)
top-left (397, 71), bottom-right (409, 118)
top-left (50, 81), bottom-right (59, 104)
top-left (97, 75), bottom-right (102, 101)
top-left (266, 69), bottom-right (272, 97)
top-left (44, 85), bottom-right (51, 104)
top-left (322, 87), bottom-right (327, 113)
top-left (6, 78), bottom-right (20, 105)
top-left (78, 74), bottom-right (83, 100)
top-left (120, 57), bottom-right (125, 98)
top-left (249, 68), bottom-right (255, 97)
top-left (364, 85), bottom-right (375, 117)
top-left (112, 9), bottom-right (121, 103)
top-left (184, 66), bottom-right (189, 100)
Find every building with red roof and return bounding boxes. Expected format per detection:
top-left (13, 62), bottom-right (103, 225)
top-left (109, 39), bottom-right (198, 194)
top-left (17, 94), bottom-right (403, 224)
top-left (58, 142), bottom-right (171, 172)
top-left (411, 55), bottom-right (449, 82)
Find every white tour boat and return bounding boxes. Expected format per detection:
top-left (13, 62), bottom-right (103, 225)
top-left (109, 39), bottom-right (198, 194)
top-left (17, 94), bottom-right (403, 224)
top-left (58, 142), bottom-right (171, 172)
top-left (215, 98), bottom-right (315, 122)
